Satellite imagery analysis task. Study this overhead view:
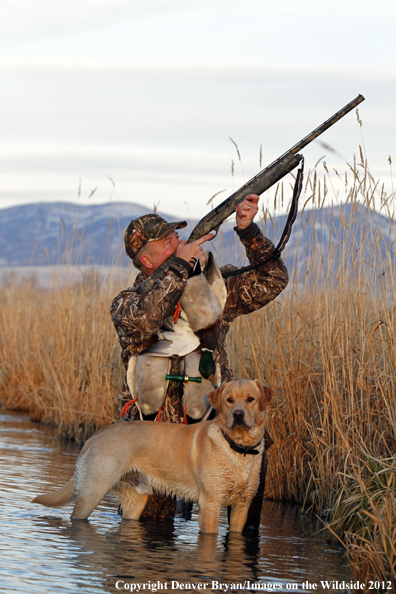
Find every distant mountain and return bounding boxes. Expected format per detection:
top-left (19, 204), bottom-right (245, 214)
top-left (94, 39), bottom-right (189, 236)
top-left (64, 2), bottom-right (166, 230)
top-left (0, 202), bottom-right (172, 267)
top-left (272, 202), bottom-right (396, 282)
top-left (0, 201), bottom-right (394, 282)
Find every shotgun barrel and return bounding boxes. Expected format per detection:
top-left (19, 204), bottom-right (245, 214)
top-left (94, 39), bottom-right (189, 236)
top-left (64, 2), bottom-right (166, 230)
top-left (135, 94), bottom-right (365, 295)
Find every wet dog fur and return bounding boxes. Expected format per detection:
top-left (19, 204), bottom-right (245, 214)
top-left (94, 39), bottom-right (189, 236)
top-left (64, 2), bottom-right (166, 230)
top-left (32, 380), bottom-right (273, 534)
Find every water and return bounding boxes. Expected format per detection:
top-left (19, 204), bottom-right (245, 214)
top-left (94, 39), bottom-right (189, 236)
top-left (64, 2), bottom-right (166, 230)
top-left (0, 412), bottom-right (351, 593)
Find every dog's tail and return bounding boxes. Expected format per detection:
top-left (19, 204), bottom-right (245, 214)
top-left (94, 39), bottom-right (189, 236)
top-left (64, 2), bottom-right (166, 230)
top-left (32, 475), bottom-right (76, 508)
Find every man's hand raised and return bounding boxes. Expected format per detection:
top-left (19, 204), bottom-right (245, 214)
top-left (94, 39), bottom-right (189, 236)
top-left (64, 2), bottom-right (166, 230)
top-left (236, 194), bottom-right (259, 230)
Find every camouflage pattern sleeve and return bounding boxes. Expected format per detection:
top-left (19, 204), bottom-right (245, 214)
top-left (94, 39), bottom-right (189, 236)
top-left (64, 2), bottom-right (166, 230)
top-left (221, 223), bottom-right (288, 323)
top-left (110, 257), bottom-right (192, 360)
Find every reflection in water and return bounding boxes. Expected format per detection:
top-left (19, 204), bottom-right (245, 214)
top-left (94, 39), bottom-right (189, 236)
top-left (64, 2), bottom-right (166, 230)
top-left (0, 412), bottom-right (351, 593)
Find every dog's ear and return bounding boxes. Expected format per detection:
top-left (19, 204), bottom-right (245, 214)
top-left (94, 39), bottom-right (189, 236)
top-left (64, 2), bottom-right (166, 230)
top-left (208, 385), bottom-right (223, 411)
top-left (254, 381), bottom-right (274, 411)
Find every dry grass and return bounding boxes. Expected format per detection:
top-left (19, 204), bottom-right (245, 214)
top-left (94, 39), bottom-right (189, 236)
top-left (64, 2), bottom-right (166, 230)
top-left (227, 283), bottom-right (396, 585)
top-left (0, 269), bottom-right (127, 442)
top-left (0, 146), bottom-right (395, 584)
top-left (328, 458), bottom-right (396, 585)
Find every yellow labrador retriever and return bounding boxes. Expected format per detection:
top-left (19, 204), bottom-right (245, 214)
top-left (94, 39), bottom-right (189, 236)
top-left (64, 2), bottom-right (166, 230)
top-left (33, 380), bottom-right (273, 534)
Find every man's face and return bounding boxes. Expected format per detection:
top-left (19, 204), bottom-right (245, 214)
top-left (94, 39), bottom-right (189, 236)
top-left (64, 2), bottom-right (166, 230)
top-left (148, 231), bottom-right (180, 272)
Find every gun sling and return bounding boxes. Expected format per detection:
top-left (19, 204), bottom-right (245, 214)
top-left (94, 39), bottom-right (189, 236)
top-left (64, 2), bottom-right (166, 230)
top-left (222, 158), bottom-right (305, 279)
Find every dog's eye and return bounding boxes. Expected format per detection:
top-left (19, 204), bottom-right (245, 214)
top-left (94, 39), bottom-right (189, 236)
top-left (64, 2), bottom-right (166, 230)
top-left (246, 396), bottom-right (255, 403)
top-left (226, 397), bottom-right (234, 403)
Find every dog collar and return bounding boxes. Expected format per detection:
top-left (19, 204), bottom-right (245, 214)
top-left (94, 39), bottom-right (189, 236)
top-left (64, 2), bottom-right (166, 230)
top-left (221, 431), bottom-right (262, 456)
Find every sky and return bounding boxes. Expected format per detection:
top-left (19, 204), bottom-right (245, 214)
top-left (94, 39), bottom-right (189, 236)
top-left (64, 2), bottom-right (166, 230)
top-left (1, 0), bottom-right (395, 220)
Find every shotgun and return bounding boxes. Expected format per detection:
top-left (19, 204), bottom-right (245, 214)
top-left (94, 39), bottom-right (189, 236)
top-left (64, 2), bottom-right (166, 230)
top-left (135, 94), bottom-right (365, 294)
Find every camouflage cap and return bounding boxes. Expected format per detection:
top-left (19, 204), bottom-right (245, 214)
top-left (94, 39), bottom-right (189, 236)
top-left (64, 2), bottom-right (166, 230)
top-left (124, 214), bottom-right (187, 260)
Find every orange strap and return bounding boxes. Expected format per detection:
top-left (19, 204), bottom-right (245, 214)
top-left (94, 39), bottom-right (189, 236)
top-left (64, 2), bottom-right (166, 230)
top-left (173, 300), bottom-right (181, 323)
top-left (183, 404), bottom-right (188, 425)
top-left (120, 397), bottom-right (138, 418)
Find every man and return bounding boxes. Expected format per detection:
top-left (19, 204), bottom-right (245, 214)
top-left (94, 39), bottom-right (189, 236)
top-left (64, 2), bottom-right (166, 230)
top-left (110, 194), bottom-right (288, 526)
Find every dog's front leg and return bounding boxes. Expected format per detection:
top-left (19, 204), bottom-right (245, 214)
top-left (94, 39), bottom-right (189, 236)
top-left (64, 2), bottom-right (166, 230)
top-left (198, 497), bottom-right (221, 534)
top-left (228, 499), bottom-right (251, 533)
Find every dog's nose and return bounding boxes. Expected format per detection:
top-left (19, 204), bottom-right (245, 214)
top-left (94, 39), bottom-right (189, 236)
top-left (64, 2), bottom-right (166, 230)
top-left (233, 409), bottom-right (245, 423)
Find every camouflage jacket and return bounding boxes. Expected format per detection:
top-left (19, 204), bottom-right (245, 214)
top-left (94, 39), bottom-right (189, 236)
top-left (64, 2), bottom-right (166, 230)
top-left (110, 223), bottom-right (288, 404)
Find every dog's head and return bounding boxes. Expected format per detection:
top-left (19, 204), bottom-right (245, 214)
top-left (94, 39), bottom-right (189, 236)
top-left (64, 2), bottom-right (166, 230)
top-left (208, 380), bottom-right (274, 445)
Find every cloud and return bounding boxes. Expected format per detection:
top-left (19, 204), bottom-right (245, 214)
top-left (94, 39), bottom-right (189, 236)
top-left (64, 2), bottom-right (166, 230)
top-left (0, 0), bottom-right (387, 33)
top-left (0, 0), bottom-right (191, 33)
top-left (0, 61), bottom-right (394, 217)
top-left (0, 56), bottom-right (394, 80)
